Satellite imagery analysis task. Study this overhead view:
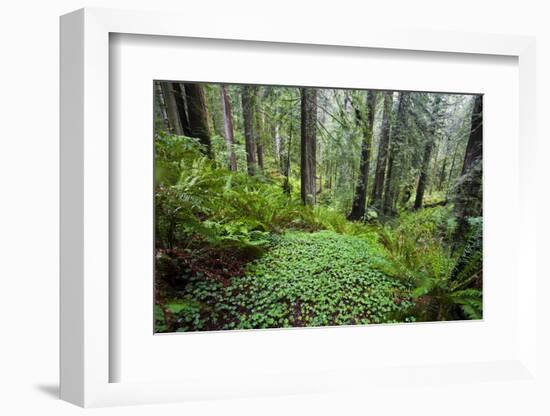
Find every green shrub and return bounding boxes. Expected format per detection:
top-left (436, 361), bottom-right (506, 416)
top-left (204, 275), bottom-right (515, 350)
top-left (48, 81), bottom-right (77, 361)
top-left (372, 207), bottom-right (482, 321)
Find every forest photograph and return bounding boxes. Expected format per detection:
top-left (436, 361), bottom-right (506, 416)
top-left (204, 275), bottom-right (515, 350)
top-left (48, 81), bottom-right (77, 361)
top-left (154, 81), bottom-right (483, 333)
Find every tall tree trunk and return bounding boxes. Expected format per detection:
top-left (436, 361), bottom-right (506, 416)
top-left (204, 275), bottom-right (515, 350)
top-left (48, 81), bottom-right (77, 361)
top-left (171, 83), bottom-right (191, 136)
top-left (325, 160), bottom-right (332, 190)
top-left (254, 89), bottom-right (265, 172)
top-left (256, 141), bottom-right (264, 172)
top-left (371, 92), bottom-right (393, 209)
top-left (448, 144), bottom-right (459, 182)
top-left (207, 87), bottom-right (224, 138)
top-left (348, 91), bottom-right (376, 220)
top-left (428, 142), bottom-right (440, 195)
top-left (413, 139), bottom-right (434, 210)
top-left (445, 140), bottom-right (461, 199)
top-left (184, 83), bottom-right (212, 157)
top-left (275, 123), bottom-right (284, 174)
top-left (382, 153), bottom-right (395, 213)
top-left (438, 156), bottom-right (448, 190)
top-left (460, 95), bottom-right (483, 176)
top-left (300, 88), bottom-right (317, 205)
top-left (154, 82), bottom-right (170, 131)
top-left (241, 85), bottom-right (257, 175)
top-left (383, 92), bottom-right (408, 215)
top-left (328, 161), bottom-right (333, 190)
top-left (414, 95), bottom-right (443, 210)
top-left (454, 95), bottom-right (483, 241)
top-left (160, 82), bottom-right (183, 135)
top-left (220, 85), bottom-right (237, 171)
top-left (283, 117), bottom-right (293, 194)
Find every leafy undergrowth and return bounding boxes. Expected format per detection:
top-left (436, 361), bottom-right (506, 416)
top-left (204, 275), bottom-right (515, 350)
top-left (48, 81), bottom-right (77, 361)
top-left (155, 231), bottom-right (415, 332)
top-left (372, 207), bottom-right (482, 321)
top-left (154, 135), bottom-right (482, 331)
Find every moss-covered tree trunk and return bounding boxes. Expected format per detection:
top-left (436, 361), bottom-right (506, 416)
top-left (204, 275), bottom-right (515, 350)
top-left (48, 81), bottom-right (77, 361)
top-left (154, 81), bottom-right (170, 131)
top-left (283, 118), bottom-right (293, 194)
top-left (413, 139), bottom-right (434, 210)
top-left (383, 92), bottom-right (409, 214)
top-left (453, 95), bottom-right (483, 241)
top-left (371, 91), bottom-right (394, 209)
top-left (254, 88), bottom-right (265, 172)
top-left (171, 82), bottom-right (191, 136)
top-left (300, 88), bottom-right (317, 205)
top-left (184, 83), bottom-right (212, 157)
top-left (159, 82), bottom-right (183, 135)
top-left (348, 91), bottom-right (376, 220)
top-left (220, 85), bottom-right (237, 171)
top-left (241, 85), bottom-right (258, 175)
top-left (460, 96), bottom-right (483, 176)
top-left (275, 123), bottom-right (284, 174)
top-left (438, 156), bottom-right (448, 190)
top-left (414, 94), bottom-right (443, 210)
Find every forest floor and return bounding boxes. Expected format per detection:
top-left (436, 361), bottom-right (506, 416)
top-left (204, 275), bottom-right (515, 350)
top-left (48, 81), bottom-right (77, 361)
top-left (155, 230), bottom-right (415, 332)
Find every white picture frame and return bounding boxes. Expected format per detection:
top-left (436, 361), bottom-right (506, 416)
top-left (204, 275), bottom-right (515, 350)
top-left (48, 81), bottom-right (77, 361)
top-left (60, 7), bottom-right (538, 408)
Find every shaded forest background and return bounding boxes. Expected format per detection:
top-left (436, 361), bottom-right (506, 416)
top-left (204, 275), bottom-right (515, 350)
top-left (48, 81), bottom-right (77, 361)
top-left (154, 81), bottom-right (483, 332)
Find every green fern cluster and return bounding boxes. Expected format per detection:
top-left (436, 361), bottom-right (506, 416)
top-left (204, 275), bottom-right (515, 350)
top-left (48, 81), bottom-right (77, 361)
top-left (373, 207), bottom-right (482, 321)
top-left (155, 134), bottom-right (330, 252)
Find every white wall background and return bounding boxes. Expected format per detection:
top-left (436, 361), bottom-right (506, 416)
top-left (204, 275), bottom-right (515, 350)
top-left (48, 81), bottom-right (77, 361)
top-left (0, 1), bottom-right (548, 415)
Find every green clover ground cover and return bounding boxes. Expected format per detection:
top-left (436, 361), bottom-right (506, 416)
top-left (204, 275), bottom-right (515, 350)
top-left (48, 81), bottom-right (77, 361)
top-left (156, 230), bottom-right (415, 332)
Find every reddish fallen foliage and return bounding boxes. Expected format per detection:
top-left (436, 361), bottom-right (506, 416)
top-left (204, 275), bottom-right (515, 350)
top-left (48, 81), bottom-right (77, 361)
top-left (156, 246), bottom-right (254, 288)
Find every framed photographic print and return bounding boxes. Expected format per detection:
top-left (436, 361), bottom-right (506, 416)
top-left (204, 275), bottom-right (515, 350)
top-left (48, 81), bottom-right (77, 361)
top-left (152, 81), bottom-right (483, 334)
top-left (60, 7), bottom-right (539, 409)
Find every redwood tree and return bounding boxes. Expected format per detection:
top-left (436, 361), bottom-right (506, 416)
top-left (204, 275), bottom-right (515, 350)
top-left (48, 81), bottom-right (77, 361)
top-left (172, 82), bottom-right (191, 136)
top-left (241, 85), bottom-right (258, 175)
top-left (184, 83), bottom-right (212, 157)
top-left (160, 82), bottom-right (183, 135)
top-left (414, 94), bottom-right (443, 210)
top-left (382, 92), bottom-right (409, 214)
top-left (371, 92), bottom-right (393, 209)
top-left (453, 95), bottom-right (483, 240)
top-left (300, 88), bottom-right (317, 205)
top-left (220, 85), bottom-right (237, 171)
top-left (154, 82), bottom-right (169, 131)
top-left (348, 91), bottom-right (376, 220)
top-left (254, 88), bottom-right (265, 172)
